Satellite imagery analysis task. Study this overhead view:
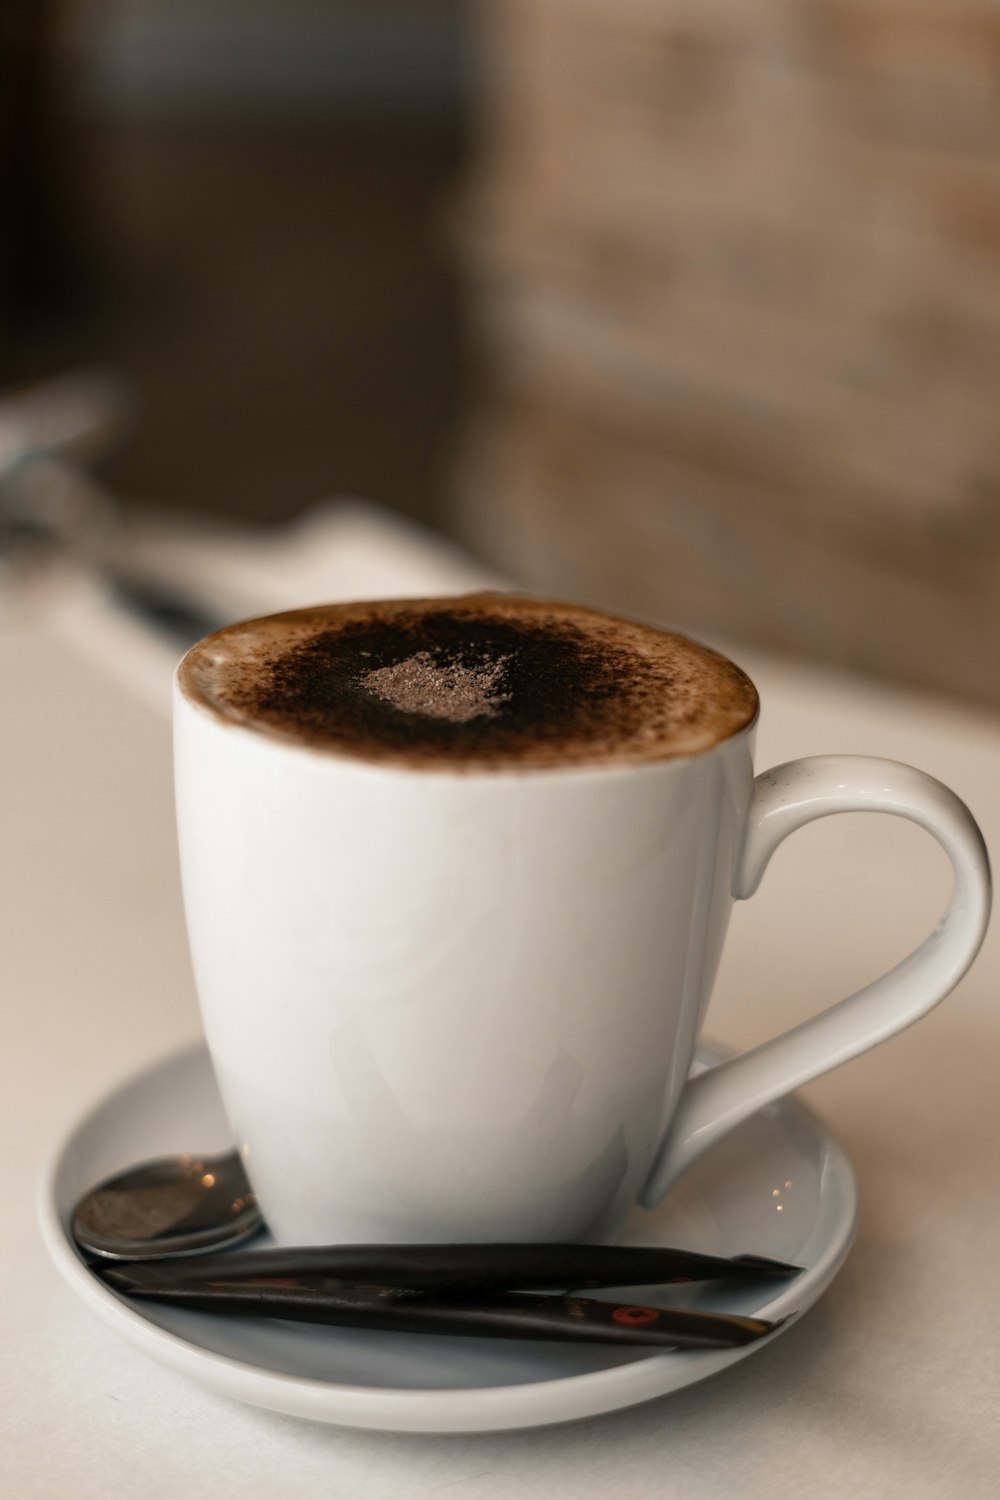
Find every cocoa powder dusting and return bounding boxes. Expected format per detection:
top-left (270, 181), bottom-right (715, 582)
top-left (359, 650), bottom-right (511, 722)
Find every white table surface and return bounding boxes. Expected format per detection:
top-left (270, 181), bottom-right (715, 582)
top-left (4, 504), bottom-right (1000, 1498)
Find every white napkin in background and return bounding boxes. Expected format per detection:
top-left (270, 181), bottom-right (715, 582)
top-left (43, 499), bottom-right (504, 717)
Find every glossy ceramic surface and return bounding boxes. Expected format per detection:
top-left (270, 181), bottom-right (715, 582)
top-left (41, 1042), bottom-right (859, 1434)
top-left (174, 678), bottom-right (756, 1246)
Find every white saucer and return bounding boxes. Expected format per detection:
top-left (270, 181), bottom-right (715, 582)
top-left (39, 1042), bottom-right (858, 1434)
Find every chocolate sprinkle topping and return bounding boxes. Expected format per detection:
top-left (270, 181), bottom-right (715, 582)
top-left (360, 650), bottom-right (511, 722)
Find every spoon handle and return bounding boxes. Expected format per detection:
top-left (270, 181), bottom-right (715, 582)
top-left (113, 1241), bottom-right (801, 1288)
top-left (100, 1270), bottom-right (784, 1348)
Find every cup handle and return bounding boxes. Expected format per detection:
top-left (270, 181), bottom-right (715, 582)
top-left (640, 755), bottom-right (991, 1207)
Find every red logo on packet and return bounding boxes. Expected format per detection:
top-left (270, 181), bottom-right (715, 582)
top-left (612, 1305), bottom-right (661, 1326)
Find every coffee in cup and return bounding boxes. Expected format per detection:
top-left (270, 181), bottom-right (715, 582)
top-left (179, 593), bottom-right (758, 768)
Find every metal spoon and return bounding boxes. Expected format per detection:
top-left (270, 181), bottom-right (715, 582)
top-left (72, 1150), bottom-right (803, 1297)
top-left (72, 1150), bottom-right (263, 1260)
top-left (75, 1155), bottom-right (796, 1350)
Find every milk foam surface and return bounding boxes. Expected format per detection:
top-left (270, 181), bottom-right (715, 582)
top-left (178, 593), bottom-right (758, 769)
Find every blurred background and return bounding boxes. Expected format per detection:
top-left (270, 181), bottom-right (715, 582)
top-left (3, 0), bottom-right (1000, 706)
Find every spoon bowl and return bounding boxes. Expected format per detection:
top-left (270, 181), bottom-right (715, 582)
top-left (73, 1150), bottom-right (263, 1260)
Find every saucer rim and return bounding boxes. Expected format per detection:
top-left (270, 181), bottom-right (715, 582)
top-left (38, 1039), bottom-right (859, 1434)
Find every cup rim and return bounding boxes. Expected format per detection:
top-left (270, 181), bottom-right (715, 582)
top-left (174, 593), bottom-right (760, 781)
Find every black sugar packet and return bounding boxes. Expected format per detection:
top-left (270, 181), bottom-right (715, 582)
top-left (94, 1242), bottom-right (802, 1348)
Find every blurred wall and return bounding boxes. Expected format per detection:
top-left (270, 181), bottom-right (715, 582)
top-left (453, 0), bottom-right (1000, 706)
top-left (84, 0), bottom-right (462, 113)
top-left (1, 0), bottom-right (468, 528)
top-left (6, 0), bottom-right (1000, 707)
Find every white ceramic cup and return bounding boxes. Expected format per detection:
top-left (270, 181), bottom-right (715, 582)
top-left (174, 608), bottom-right (991, 1246)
